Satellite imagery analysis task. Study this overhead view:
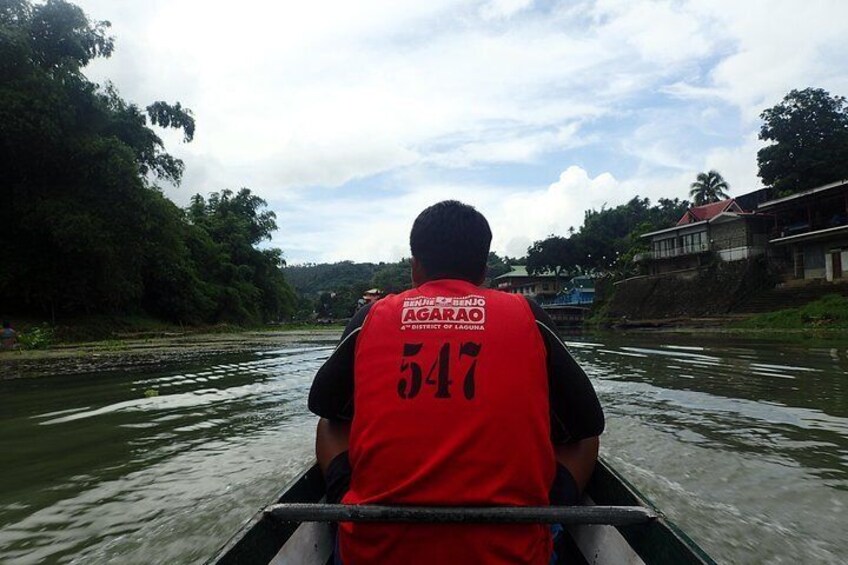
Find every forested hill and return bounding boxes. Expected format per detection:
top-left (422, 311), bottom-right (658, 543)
top-left (284, 262), bottom-right (380, 296)
top-left (285, 260), bottom-right (422, 297)
top-left (283, 260), bottom-right (414, 320)
top-left (286, 253), bottom-right (517, 297)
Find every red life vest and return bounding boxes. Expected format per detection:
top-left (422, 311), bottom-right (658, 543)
top-left (340, 279), bottom-right (555, 564)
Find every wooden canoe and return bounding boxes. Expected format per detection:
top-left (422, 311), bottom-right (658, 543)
top-left (208, 458), bottom-right (716, 564)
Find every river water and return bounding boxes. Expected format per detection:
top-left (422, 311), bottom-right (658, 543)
top-left (0, 333), bottom-right (846, 564)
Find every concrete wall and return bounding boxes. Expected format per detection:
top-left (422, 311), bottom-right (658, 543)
top-left (718, 246), bottom-right (765, 262)
top-left (603, 258), bottom-right (771, 320)
top-left (652, 255), bottom-right (701, 274)
top-left (711, 221), bottom-right (748, 250)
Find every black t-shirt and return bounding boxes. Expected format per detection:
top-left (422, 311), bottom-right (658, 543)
top-left (308, 297), bottom-right (604, 443)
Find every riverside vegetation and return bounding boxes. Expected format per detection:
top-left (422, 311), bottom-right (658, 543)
top-left (734, 294), bottom-right (848, 331)
top-left (0, 0), bottom-right (296, 331)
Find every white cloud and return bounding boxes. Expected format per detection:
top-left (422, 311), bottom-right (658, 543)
top-left (69, 0), bottom-right (848, 262)
top-left (702, 133), bottom-right (765, 193)
top-left (426, 122), bottom-right (586, 168)
top-left (590, 0), bottom-right (716, 64)
top-left (479, 0), bottom-right (535, 20)
top-left (76, 0), bottom-right (693, 200)
top-left (277, 165), bottom-right (624, 263)
top-left (668, 0), bottom-right (848, 119)
top-left (492, 166), bottom-right (620, 250)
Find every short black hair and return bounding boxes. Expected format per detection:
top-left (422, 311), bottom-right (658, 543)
top-left (410, 200), bottom-right (492, 282)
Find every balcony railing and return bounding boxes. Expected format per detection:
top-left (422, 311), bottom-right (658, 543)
top-left (637, 242), bottom-right (710, 261)
top-left (770, 216), bottom-right (848, 240)
top-left (538, 293), bottom-right (594, 307)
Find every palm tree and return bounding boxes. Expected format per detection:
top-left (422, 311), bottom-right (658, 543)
top-left (689, 170), bottom-right (730, 205)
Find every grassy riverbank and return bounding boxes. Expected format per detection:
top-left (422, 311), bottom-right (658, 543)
top-left (0, 322), bottom-right (344, 380)
top-left (589, 288), bottom-right (848, 337)
top-left (731, 294), bottom-right (848, 330)
top-left (3, 315), bottom-right (346, 348)
top-left (6, 296), bottom-right (847, 380)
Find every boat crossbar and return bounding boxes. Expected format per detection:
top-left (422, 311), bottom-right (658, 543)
top-left (266, 503), bottom-right (657, 526)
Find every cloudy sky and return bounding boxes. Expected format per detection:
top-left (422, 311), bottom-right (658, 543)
top-left (76, 0), bottom-right (848, 264)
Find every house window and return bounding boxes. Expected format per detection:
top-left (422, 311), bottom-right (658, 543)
top-left (681, 232), bottom-right (705, 254)
top-left (655, 237), bottom-right (676, 257)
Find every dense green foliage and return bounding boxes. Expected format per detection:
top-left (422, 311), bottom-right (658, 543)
top-left (182, 189), bottom-right (296, 323)
top-left (285, 252), bottom-right (521, 318)
top-left (734, 294), bottom-right (848, 330)
top-left (285, 262), bottom-right (380, 296)
top-left (485, 252), bottom-right (514, 281)
top-left (0, 0), bottom-right (294, 324)
top-left (16, 324), bottom-right (54, 349)
top-left (527, 197), bottom-right (689, 279)
top-left (526, 236), bottom-right (573, 281)
top-left (285, 259), bottom-right (414, 319)
top-left (689, 170), bottom-right (730, 205)
top-left (758, 88), bottom-right (848, 194)
top-left (372, 260), bottom-right (412, 293)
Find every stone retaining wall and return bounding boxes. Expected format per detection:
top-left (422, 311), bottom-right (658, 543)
top-left (600, 258), bottom-right (772, 321)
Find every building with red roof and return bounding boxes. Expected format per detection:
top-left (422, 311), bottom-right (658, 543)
top-left (676, 199), bottom-right (744, 226)
top-left (638, 192), bottom-right (771, 275)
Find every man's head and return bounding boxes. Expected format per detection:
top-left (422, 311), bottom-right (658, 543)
top-left (409, 200), bottom-right (492, 285)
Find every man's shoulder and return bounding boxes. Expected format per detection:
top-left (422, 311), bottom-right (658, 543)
top-left (481, 288), bottom-right (544, 315)
top-left (520, 295), bottom-right (548, 322)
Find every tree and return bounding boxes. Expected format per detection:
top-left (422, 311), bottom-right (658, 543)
top-left (525, 197), bottom-right (690, 281)
top-left (284, 261), bottom-right (381, 296)
top-left (689, 170), bottom-right (730, 206)
top-left (758, 88), bottom-right (848, 194)
top-left (0, 0), bottom-right (194, 316)
top-left (526, 236), bottom-right (575, 290)
top-left (372, 260), bottom-right (412, 294)
top-left (0, 0), bottom-right (295, 325)
top-left (187, 189), bottom-right (295, 323)
top-left (485, 252), bottom-right (511, 285)
top-left (651, 197), bottom-right (691, 226)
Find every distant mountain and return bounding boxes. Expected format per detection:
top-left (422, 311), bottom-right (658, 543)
top-left (283, 261), bottom-right (380, 295)
top-left (285, 252), bottom-right (520, 296)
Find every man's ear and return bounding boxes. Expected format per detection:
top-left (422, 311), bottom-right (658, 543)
top-left (411, 257), bottom-right (426, 287)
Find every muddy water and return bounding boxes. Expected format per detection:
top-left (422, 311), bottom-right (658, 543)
top-left (0, 334), bottom-right (846, 563)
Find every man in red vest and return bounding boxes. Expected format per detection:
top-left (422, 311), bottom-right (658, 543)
top-left (309, 200), bottom-right (604, 564)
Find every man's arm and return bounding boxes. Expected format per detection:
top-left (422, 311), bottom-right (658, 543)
top-left (525, 298), bottom-right (605, 443)
top-left (310, 306), bottom-right (372, 488)
top-left (307, 303), bottom-right (372, 420)
top-left (526, 298), bottom-right (603, 496)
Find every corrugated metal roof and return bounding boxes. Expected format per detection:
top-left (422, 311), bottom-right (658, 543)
top-left (758, 179), bottom-right (848, 209)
